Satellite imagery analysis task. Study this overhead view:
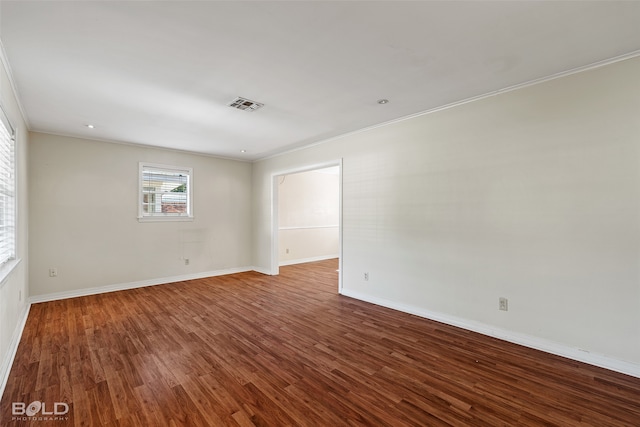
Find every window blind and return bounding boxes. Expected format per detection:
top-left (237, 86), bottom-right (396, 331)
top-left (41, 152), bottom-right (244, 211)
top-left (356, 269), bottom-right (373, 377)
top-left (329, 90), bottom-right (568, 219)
top-left (140, 164), bottom-right (191, 217)
top-left (0, 107), bottom-right (15, 266)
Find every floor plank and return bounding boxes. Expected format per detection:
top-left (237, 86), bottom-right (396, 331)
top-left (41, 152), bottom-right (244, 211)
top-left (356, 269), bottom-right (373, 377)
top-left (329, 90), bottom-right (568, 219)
top-left (1, 259), bottom-right (639, 426)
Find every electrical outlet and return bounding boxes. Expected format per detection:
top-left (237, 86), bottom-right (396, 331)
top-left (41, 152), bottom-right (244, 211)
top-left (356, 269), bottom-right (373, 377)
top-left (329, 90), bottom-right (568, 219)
top-left (364, 272), bottom-right (369, 281)
top-left (286, 248), bottom-right (290, 254)
top-left (184, 259), bottom-right (189, 266)
top-left (49, 268), bottom-right (58, 277)
top-left (19, 290), bottom-right (22, 301)
top-left (499, 297), bottom-right (508, 311)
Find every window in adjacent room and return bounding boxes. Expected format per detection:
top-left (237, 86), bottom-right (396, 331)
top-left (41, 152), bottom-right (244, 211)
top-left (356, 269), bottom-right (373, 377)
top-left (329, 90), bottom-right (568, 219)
top-left (0, 106), bottom-right (15, 270)
top-left (138, 163), bottom-right (193, 221)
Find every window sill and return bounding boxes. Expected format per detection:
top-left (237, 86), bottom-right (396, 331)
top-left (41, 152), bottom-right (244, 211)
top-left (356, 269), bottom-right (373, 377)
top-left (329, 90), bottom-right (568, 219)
top-left (138, 216), bottom-right (194, 223)
top-left (0, 258), bottom-right (22, 289)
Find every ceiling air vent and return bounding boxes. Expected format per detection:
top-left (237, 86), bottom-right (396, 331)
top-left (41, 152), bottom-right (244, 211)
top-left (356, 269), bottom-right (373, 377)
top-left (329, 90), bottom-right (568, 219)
top-left (228, 97), bottom-right (264, 112)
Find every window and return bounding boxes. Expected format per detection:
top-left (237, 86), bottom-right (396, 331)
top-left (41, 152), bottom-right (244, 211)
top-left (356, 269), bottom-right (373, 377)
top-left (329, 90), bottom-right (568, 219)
top-left (139, 163), bottom-right (193, 221)
top-left (0, 107), bottom-right (15, 267)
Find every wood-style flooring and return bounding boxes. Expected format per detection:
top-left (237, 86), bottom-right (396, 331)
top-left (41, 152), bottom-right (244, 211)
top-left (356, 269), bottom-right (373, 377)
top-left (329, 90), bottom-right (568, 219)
top-left (1, 259), bottom-right (639, 426)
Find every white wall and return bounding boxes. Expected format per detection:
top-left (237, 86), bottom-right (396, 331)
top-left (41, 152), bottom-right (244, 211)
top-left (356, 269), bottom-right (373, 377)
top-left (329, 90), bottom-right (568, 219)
top-left (0, 46), bottom-right (29, 394)
top-left (253, 57), bottom-right (640, 374)
top-left (278, 168), bottom-right (339, 265)
top-left (28, 133), bottom-right (252, 298)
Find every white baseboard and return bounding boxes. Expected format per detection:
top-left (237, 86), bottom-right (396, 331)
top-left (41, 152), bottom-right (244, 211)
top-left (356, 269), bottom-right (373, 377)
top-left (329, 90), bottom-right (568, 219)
top-left (29, 266), bottom-right (255, 304)
top-left (251, 266), bottom-right (273, 275)
top-left (11, 269), bottom-right (637, 401)
top-left (0, 302), bottom-right (31, 399)
top-left (339, 289), bottom-right (640, 379)
top-left (4, 267), bottom-right (257, 397)
top-left (279, 254), bottom-right (339, 267)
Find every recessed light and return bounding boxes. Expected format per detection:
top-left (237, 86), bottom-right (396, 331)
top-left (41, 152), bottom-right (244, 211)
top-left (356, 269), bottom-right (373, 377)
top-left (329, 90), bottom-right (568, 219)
top-left (377, 99), bottom-right (389, 105)
top-left (86, 124), bottom-right (95, 129)
top-left (240, 149), bottom-right (247, 153)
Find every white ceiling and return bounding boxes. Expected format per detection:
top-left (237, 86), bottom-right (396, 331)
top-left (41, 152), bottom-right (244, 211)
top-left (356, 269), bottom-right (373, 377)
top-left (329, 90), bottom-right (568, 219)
top-left (1, 1), bottom-right (639, 161)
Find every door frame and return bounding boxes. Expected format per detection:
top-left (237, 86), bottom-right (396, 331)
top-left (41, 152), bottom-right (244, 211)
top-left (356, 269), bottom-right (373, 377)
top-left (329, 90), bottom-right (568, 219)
top-left (270, 159), bottom-right (343, 293)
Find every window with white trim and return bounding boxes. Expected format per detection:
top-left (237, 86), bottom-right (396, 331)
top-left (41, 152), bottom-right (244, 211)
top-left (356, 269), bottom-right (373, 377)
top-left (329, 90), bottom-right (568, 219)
top-left (0, 107), bottom-right (15, 267)
top-left (138, 163), bottom-right (193, 221)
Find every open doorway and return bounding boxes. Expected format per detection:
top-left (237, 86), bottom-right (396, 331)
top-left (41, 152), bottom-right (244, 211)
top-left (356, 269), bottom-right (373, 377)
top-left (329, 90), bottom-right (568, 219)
top-left (271, 161), bottom-right (342, 292)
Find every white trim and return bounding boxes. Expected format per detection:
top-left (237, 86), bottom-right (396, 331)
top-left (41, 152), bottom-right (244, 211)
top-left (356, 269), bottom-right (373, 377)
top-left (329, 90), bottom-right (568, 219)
top-left (0, 257), bottom-right (20, 289)
top-left (270, 160), bottom-right (343, 279)
top-left (0, 40), bottom-right (31, 129)
top-left (337, 158), bottom-right (343, 293)
top-left (279, 225), bottom-right (339, 231)
top-left (270, 174), bottom-right (279, 275)
top-left (138, 162), bottom-right (193, 221)
top-left (0, 302), bottom-right (30, 399)
top-left (272, 161), bottom-right (343, 178)
top-left (138, 216), bottom-right (195, 223)
top-left (2, 266), bottom-right (255, 397)
top-left (279, 254), bottom-right (339, 267)
top-left (29, 266), bottom-right (254, 304)
top-left (31, 129), bottom-right (254, 163)
top-left (339, 289), bottom-right (640, 379)
top-left (0, 103), bottom-right (17, 279)
top-left (256, 50), bottom-right (640, 163)
top-left (251, 266), bottom-right (273, 275)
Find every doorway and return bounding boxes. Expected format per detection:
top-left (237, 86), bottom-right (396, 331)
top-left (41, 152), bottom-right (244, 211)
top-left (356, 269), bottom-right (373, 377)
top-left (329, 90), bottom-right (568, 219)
top-left (271, 161), bottom-right (342, 292)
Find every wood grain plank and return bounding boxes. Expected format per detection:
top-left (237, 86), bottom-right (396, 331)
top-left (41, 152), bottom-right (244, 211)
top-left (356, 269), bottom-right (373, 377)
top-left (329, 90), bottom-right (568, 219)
top-left (1, 259), bottom-right (639, 426)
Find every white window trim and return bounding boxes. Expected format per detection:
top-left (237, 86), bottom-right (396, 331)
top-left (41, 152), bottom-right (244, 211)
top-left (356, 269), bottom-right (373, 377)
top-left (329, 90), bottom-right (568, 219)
top-left (0, 258), bottom-right (21, 289)
top-left (0, 103), bottom-right (17, 287)
top-left (138, 162), bottom-right (194, 222)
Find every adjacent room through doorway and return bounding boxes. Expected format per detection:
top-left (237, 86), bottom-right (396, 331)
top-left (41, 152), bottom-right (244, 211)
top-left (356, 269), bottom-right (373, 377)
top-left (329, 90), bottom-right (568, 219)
top-left (273, 164), bottom-right (341, 291)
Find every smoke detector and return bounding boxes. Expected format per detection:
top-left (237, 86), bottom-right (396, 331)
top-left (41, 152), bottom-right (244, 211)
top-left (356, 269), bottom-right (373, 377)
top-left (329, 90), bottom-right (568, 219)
top-left (228, 97), bottom-right (264, 112)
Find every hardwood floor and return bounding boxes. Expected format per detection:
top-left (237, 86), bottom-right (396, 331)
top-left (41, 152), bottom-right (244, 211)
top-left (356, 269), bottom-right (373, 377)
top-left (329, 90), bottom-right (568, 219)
top-left (1, 259), bottom-right (639, 426)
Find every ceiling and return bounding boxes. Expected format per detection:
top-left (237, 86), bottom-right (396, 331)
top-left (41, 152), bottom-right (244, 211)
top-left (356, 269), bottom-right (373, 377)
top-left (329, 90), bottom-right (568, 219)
top-left (1, 1), bottom-right (639, 161)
